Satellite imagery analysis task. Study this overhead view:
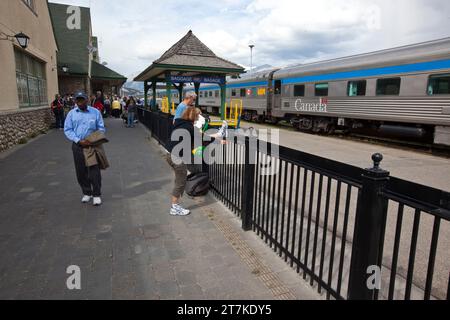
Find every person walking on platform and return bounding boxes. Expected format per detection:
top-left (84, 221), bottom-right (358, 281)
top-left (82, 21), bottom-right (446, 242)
top-left (64, 91), bottom-right (106, 206)
top-left (111, 96), bottom-right (121, 118)
top-left (174, 92), bottom-right (197, 122)
top-left (51, 94), bottom-right (64, 130)
top-left (104, 95), bottom-right (111, 118)
top-left (93, 91), bottom-right (105, 115)
top-left (126, 96), bottom-right (137, 128)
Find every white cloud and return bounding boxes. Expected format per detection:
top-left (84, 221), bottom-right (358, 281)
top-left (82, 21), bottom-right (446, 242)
top-left (49, 0), bottom-right (450, 79)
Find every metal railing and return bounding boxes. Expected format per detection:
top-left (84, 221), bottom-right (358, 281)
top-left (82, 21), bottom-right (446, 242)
top-left (138, 108), bottom-right (450, 300)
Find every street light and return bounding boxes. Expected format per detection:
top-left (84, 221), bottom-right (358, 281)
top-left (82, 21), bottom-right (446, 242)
top-left (15, 32), bottom-right (30, 49)
top-left (249, 43), bottom-right (255, 76)
top-left (0, 31), bottom-right (30, 49)
top-left (62, 65), bottom-right (69, 73)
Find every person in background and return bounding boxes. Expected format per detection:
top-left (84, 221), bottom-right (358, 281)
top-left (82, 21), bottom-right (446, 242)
top-left (126, 96), bottom-right (137, 128)
top-left (64, 91), bottom-right (106, 206)
top-left (90, 94), bottom-right (96, 107)
top-left (111, 96), bottom-right (121, 118)
top-left (174, 92), bottom-right (197, 123)
top-left (51, 94), bottom-right (64, 130)
top-left (104, 95), bottom-right (111, 118)
top-left (93, 91), bottom-right (105, 115)
top-left (121, 96), bottom-right (127, 112)
top-left (67, 94), bottom-right (75, 110)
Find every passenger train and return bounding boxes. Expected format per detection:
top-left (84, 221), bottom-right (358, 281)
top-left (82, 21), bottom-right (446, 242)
top-left (158, 38), bottom-right (450, 146)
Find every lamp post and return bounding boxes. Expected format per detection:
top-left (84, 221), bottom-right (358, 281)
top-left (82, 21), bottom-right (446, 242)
top-left (249, 44), bottom-right (255, 76)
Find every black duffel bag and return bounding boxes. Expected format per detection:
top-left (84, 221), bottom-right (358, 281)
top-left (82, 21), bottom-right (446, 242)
top-left (185, 172), bottom-right (210, 197)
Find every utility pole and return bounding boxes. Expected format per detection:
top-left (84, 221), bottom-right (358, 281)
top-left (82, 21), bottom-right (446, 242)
top-left (249, 43), bottom-right (255, 76)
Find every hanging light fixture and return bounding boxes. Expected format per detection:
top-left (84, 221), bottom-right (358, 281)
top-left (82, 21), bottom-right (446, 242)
top-left (0, 31), bottom-right (30, 49)
top-left (14, 32), bottom-right (30, 49)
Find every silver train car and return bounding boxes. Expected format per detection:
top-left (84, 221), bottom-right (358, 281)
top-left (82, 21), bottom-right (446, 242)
top-left (180, 38), bottom-right (450, 146)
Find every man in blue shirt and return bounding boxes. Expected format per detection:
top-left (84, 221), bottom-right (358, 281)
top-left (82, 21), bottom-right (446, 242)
top-left (64, 91), bottom-right (106, 206)
top-left (174, 91), bottom-right (197, 121)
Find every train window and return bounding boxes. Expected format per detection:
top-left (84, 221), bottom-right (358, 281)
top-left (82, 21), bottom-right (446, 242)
top-left (209, 91), bottom-right (213, 97)
top-left (240, 88), bottom-right (246, 97)
top-left (294, 85), bottom-right (305, 97)
top-left (315, 83), bottom-right (328, 96)
top-left (376, 78), bottom-right (401, 95)
top-left (231, 89), bottom-right (236, 97)
top-left (199, 91), bottom-right (203, 98)
top-left (348, 80), bottom-right (366, 96)
top-left (428, 74), bottom-right (450, 95)
top-left (274, 80), bottom-right (281, 95)
top-left (215, 90), bottom-right (219, 98)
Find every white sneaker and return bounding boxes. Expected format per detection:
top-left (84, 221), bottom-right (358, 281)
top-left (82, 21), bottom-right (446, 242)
top-left (93, 197), bottom-right (102, 206)
top-left (170, 204), bottom-right (190, 216)
top-left (81, 195), bottom-right (92, 203)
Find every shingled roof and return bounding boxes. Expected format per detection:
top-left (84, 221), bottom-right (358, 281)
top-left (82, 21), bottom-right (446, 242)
top-left (91, 61), bottom-right (127, 81)
top-left (49, 2), bottom-right (126, 82)
top-left (135, 30), bottom-right (244, 81)
top-left (48, 3), bottom-right (91, 75)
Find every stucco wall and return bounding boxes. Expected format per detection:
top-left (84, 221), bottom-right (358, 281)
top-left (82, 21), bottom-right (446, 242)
top-left (0, 0), bottom-right (59, 112)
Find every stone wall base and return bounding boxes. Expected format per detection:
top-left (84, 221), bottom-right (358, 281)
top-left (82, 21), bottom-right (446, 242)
top-left (0, 107), bottom-right (54, 152)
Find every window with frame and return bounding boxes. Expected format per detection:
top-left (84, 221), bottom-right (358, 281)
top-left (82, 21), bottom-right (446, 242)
top-left (215, 90), bottom-right (219, 98)
top-left (294, 85), bottom-right (305, 97)
top-left (274, 80), bottom-right (281, 95)
top-left (231, 89), bottom-right (236, 97)
top-left (240, 88), bottom-right (246, 97)
top-left (209, 91), bottom-right (212, 97)
top-left (22, 0), bottom-right (36, 13)
top-left (348, 80), bottom-right (367, 96)
top-left (15, 49), bottom-right (47, 108)
top-left (376, 78), bottom-right (401, 95)
top-left (427, 74), bottom-right (450, 95)
top-left (315, 83), bottom-right (328, 96)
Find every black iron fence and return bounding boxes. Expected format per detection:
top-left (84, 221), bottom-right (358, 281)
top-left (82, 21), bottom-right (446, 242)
top-left (138, 108), bottom-right (450, 300)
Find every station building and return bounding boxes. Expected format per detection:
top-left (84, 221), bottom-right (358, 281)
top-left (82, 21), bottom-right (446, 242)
top-left (0, 0), bottom-right (58, 152)
top-left (48, 3), bottom-right (126, 98)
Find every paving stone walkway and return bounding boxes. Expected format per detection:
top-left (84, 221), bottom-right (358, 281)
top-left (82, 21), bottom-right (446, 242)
top-left (0, 118), bottom-right (321, 300)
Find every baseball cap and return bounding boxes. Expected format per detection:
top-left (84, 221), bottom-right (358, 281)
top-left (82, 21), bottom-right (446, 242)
top-left (74, 91), bottom-right (88, 100)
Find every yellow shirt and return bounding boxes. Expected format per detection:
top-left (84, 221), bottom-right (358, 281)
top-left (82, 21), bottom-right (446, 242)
top-left (112, 100), bottom-right (121, 110)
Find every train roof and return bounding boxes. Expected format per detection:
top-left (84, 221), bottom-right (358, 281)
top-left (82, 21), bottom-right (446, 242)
top-left (274, 37), bottom-right (450, 79)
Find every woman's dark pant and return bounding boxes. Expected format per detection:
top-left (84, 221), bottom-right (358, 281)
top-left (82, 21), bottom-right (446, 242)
top-left (53, 109), bottom-right (64, 128)
top-left (112, 109), bottom-right (121, 118)
top-left (72, 143), bottom-right (102, 197)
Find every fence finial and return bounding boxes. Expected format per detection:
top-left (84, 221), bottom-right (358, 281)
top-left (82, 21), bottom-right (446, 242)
top-left (372, 153), bottom-right (383, 170)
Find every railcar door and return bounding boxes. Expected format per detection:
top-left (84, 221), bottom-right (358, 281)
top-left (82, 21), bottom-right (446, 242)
top-left (272, 79), bottom-right (282, 113)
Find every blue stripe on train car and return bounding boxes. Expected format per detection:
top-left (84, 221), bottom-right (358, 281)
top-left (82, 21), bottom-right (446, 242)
top-left (281, 58), bottom-right (450, 84)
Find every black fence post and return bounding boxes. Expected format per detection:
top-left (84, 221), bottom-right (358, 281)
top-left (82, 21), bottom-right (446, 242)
top-left (241, 136), bottom-right (255, 231)
top-left (348, 153), bottom-right (390, 300)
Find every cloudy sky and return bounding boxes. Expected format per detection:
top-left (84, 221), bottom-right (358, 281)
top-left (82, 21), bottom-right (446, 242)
top-left (50, 0), bottom-right (450, 80)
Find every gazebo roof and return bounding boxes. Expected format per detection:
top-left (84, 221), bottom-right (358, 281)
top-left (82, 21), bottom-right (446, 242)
top-left (134, 30), bottom-right (244, 82)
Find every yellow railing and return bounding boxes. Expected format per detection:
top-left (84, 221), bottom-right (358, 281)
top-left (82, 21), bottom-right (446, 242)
top-left (161, 97), bottom-right (169, 113)
top-left (225, 99), bottom-right (243, 128)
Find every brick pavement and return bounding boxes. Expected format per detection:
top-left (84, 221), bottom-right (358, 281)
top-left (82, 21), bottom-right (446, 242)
top-left (0, 118), bottom-right (321, 300)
